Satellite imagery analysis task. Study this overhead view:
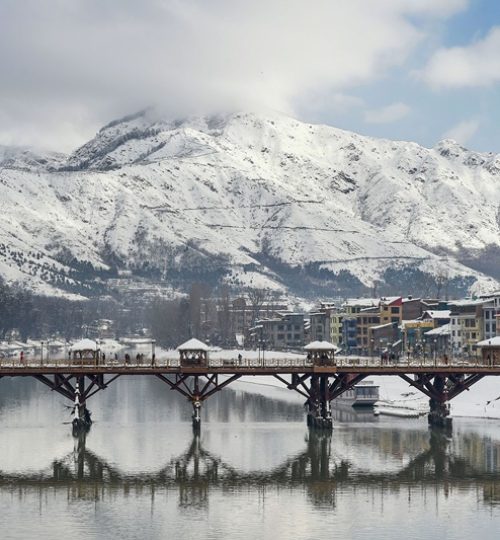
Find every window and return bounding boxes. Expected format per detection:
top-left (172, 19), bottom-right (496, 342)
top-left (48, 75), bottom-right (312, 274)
top-left (287, 333), bottom-right (292, 340)
top-left (294, 325), bottom-right (300, 331)
top-left (391, 307), bottom-right (399, 314)
top-left (277, 334), bottom-right (284, 340)
top-left (278, 325), bottom-right (284, 331)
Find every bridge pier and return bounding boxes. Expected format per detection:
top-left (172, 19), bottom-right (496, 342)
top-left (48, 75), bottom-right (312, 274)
top-left (428, 399), bottom-right (452, 429)
top-left (425, 375), bottom-right (451, 429)
top-left (305, 376), bottom-right (333, 430)
top-left (399, 373), bottom-right (484, 432)
top-left (156, 373), bottom-right (241, 432)
top-left (72, 379), bottom-right (92, 435)
top-left (282, 373), bottom-right (370, 431)
top-left (192, 400), bottom-right (201, 432)
top-left (31, 373), bottom-right (119, 435)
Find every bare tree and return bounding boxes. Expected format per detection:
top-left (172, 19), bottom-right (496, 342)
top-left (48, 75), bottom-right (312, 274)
top-left (247, 287), bottom-right (271, 326)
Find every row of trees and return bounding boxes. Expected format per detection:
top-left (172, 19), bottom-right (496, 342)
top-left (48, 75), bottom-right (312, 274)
top-left (147, 284), bottom-right (279, 348)
top-left (0, 279), bottom-right (144, 341)
top-left (147, 284), bottom-right (232, 348)
top-left (0, 276), bottom-right (274, 347)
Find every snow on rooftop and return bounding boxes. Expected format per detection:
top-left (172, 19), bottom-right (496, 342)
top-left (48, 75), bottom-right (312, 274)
top-left (371, 322), bottom-right (397, 330)
top-left (177, 338), bottom-right (210, 351)
top-left (449, 298), bottom-right (488, 307)
top-left (477, 336), bottom-right (500, 347)
top-left (70, 338), bottom-right (99, 351)
top-left (343, 298), bottom-right (380, 307)
top-left (424, 324), bottom-right (450, 336)
top-left (423, 310), bottom-right (451, 319)
top-left (304, 340), bottom-right (336, 350)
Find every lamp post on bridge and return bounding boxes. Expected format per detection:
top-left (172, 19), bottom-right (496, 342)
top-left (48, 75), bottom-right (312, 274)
top-left (40, 341), bottom-right (44, 366)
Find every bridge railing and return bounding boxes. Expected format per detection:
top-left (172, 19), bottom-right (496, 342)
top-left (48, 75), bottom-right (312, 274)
top-left (0, 353), bottom-right (495, 370)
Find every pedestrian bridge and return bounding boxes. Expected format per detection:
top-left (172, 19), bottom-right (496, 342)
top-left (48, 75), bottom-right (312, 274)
top-left (1, 338), bottom-right (499, 433)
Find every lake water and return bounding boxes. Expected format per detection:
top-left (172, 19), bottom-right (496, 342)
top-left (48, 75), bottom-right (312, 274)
top-left (2, 376), bottom-right (500, 539)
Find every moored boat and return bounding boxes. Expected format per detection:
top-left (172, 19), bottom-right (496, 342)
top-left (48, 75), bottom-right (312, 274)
top-left (336, 380), bottom-right (380, 407)
top-left (374, 400), bottom-right (429, 418)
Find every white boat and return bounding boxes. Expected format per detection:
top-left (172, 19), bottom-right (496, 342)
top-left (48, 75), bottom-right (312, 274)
top-left (336, 380), bottom-right (380, 407)
top-left (374, 400), bottom-right (429, 418)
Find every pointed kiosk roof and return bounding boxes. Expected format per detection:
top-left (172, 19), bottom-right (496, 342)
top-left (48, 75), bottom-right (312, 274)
top-left (70, 338), bottom-right (99, 351)
top-left (177, 338), bottom-right (210, 352)
top-left (304, 340), bottom-right (336, 351)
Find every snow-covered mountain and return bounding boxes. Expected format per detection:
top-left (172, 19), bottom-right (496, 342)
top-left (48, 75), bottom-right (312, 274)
top-left (0, 110), bottom-right (499, 299)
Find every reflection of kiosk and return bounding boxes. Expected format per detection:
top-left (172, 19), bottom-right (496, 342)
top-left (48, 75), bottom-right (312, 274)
top-left (304, 341), bottom-right (336, 366)
top-left (69, 339), bottom-right (100, 365)
top-left (178, 338), bottom-right (210, 368)
top-left (478, 337), bottom-right (500, 366)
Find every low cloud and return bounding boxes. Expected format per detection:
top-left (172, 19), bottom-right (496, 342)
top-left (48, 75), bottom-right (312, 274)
top-left (420, 26), bottom-right (500, 88)
top-left (442, 119), bottom-right (480, 145)
top-left (0, 0), bottom-right (468, 151)
top-left (364, 102), bottom-right (410, 124)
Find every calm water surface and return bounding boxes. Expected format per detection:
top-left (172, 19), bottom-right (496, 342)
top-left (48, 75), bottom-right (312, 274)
top-left (1, 376), bottom-right (500, 539)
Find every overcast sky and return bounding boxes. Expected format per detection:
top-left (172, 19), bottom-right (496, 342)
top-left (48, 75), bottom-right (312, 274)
top-left (1, 0), bottom-right (500, 153)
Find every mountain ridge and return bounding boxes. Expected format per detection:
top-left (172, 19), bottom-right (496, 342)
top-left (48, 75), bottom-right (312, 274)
top-left (0, 110), bottom-right (499, 300)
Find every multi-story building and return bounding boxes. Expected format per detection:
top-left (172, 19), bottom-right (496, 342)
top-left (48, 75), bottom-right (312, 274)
top-left (309, 302), bottom-right (336, 342)
top-left (330, 312), bottom-right (344, 347)
top-left (401, 297), bottom-right (424, 320)
top-left (370, 321), bottom-right (400, 354)
top-left (340, 298), bottom-right (379, 354)
top-left (225, 296), bottom-right (288, 343)
top-left (423, 323), bottom-right (450, 356)
top-left (482, 293), bottom-right (500, 340)
top-left (251, 312), bottom-right (305, 350)
top-left (357, 306), bottom-right (380, 354)
top-left (342, 316), bottom-right (358, 353)
top-left (449, 299), bottom-right (486, 356)
top-left (379, 297), bottom-right (403, 325)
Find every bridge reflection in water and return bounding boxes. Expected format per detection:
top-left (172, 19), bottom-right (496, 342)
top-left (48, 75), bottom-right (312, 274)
top-left (3, 426), bottom-right (500, 509)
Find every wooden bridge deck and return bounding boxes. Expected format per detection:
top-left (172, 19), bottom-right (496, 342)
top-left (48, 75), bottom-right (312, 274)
top-left (1, 355), bottom-right (499, 376)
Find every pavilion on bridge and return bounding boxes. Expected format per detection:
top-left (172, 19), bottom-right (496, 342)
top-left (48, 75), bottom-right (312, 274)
top-left (178, 338), bottom-right (210, 368)
top-left (304, 341), bottom-right (336, 366)
top-left (69, 339), bottom-right (100, 364)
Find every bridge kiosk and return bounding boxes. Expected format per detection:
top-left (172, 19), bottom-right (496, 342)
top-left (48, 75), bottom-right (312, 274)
top-left (304, 341), bottom-right (336, 367)
top-left (69, 339), bottom-right (100, 365)
top-left (304, 341), bottom-right (336, 430)
top-left (478, 337), bottom-right (500, 366)
top-left (177, 338), bottom-right (211, 430)
top-left (178, 338), bottom-right (210, 368)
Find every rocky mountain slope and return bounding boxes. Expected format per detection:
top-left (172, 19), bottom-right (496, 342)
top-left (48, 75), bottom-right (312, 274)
top-left (0, 110), bottom-right (499, 299)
